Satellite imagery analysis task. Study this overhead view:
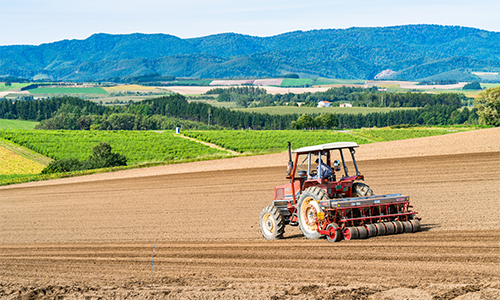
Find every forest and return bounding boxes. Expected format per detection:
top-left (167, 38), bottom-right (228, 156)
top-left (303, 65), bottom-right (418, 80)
top-left (0, 88), bottom-right (478, 130)
top-left (207, 86), bottom-right (464, 108)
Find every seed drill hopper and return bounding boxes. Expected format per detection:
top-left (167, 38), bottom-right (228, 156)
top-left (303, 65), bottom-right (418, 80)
top-left (259, 142), bottom-right (421, 242)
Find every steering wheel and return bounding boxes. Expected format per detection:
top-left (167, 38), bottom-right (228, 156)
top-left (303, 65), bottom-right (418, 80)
top-left (310, 170), bottom-right (317, 177)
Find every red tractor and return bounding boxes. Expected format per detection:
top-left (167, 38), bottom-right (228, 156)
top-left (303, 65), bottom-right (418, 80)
top-left (259, 142), bottom-right (420, 242)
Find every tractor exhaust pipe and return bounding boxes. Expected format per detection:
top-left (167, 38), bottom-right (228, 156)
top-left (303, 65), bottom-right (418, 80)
top-left (286, 142), bottom-right (293, 176)
top-left (288, 142), bottom-right (292, 162)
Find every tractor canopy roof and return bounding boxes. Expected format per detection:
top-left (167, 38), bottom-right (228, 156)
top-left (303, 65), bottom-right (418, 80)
top-left (293, 142), bottom-right (359, 154)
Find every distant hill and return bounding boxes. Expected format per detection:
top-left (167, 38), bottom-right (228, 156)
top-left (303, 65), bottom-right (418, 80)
top-left (1, 25), bottom-right (500, 81)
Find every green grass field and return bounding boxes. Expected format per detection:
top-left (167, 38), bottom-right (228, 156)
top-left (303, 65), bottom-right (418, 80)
top-left (414, 88), bottom-right (481, 98)
top-left (183, 127), bottom-right (475, 154)
top-left (280, 78), bottom-right (314, 87)
top-left (0, 173), bottom-right (39, 184)
top-left (29, 87), bottom-right (109, 94)
top-left (0, 130), bottom-right (230, 165)
top-left (0, 119), bottom-right (39, 129)
top-left (183, 130), bottom-right (370, 154)
top-left (235, 106), bottom-right (417, 115)
top-left (351, 127), bottom-right (475, 142)
top-left (102, 84), bottom-right (160, 91)
top-left (0, 83), bottom-right (32, 92)
top-left (0, 173), bottom-right (51, 186)
top-left (0, 126), bottom-right (479, 186)
top-left (481, 83), bottom-right (500, 89)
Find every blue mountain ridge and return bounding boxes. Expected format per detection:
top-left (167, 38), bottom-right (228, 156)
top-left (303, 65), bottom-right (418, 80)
top-left (1, 24), bottom-right (499, 81)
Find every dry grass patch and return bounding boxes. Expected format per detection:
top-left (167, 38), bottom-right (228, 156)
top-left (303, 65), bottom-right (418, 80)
top-left (0, 147), bottom-right (45, 174)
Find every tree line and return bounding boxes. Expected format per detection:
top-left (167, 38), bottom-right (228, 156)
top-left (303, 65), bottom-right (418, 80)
top-left (103, 73), bottom-right (176, 84)
top-left (0, 93), bottom-right (480, 130)
top-left (336, 105), bottom-right (478, 128)
top-left (0, 96), bottom-right (107, 120)
top-left (417, 80), bottom-right (458, 85)
top-left (130, 95), bottom-right (299, 129)
top-left (206, 86), bottom-right (465, 108)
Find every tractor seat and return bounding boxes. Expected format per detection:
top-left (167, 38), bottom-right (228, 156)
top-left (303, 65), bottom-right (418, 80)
top-left (298, 170), bottom-right (307, 177)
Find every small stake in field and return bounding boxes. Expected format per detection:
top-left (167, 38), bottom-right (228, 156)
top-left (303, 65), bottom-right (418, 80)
top-left (150, 243), bottom-right (155, 277)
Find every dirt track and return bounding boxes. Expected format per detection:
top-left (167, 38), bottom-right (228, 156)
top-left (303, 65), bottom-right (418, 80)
top-left (1, 129), bottom-right (499, 299)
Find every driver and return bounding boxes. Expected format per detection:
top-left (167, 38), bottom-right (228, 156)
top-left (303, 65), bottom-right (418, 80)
top-left (314, 158), bottom-right (333, 179)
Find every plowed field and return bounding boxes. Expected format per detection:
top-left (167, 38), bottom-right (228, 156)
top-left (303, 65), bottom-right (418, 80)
top-left (1, 128), bottom-right (499, 299)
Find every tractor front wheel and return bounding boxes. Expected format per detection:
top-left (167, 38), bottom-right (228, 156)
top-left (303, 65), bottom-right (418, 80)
top-left (259, 205), bottom-right (285, 240)
top-left (297, 187), bottom-right (329, 239)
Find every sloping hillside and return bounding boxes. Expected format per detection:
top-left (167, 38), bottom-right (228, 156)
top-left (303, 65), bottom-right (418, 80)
top-left (1, 25), bottom-right (500, 80)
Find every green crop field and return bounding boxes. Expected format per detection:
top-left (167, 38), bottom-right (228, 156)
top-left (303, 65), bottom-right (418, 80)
top-left (0, 119), bottom-right (39, 129)
top-left (184, 127), bottom-right (477, 154)
top-left (103, 84), bottom-right (160, 92)
top-left (351, 127), bottom-right (474, 142)
top-left (183, 130), bottom-right (370, 154)
top-left (313, 78), bottom-right (366, 86)
top-left (29, 87), bottom-right (109, 94)
top-left (481, 83), bottom-right (500, 89)
top-left (280, 78), bottom-right (314, 87)
top-left (0, 130), bottom-right (230, 165)
top-left (234, 106), bottom-right (416, 115)
top-left (0, 173), bottom-right (40, 185)
top-left (0, 83), bottom-right (32, 92)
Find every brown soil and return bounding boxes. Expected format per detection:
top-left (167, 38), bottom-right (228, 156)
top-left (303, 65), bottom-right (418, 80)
top-left (1, 128), bottom-right (499, 299)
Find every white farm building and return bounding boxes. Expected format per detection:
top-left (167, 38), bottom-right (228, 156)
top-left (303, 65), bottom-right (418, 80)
top-left (317, 101), bottom-right (331, 107)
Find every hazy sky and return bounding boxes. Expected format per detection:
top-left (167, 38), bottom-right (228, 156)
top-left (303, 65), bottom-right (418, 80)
top-left (1, 0), bottom-right (499, 46)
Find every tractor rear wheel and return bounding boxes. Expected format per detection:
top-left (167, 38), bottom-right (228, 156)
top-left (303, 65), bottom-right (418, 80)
top-left (259, 205), bottom-right (285, 240)
top-left (297, 187), bottom-right (329, 239)
top-left (352, 183), bottom-right (374, 197)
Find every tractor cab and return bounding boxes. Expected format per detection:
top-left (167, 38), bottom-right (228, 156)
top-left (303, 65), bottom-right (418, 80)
top-left (291, 142), bottom-right (361, 183)
top-left (285, 142), bottom-right (364, 198)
